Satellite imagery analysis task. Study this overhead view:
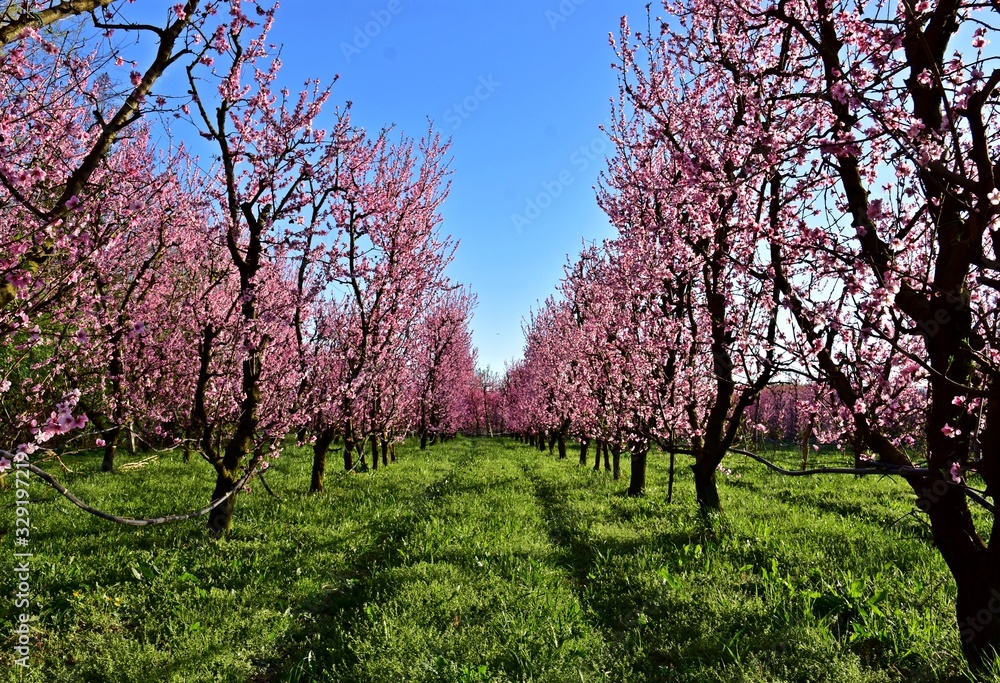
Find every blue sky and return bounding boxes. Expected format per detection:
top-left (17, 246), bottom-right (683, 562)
top-left (262, 1), bottom-right (651, 372)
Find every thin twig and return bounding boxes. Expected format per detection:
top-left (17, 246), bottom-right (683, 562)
top-left (258, 472), bottom-right (281, 500)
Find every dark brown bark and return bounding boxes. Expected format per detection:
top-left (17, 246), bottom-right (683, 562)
top-left (0, 0), bottom-right (115, 46)
top-left (310, 428), bottom-right (335, 493)
top-left (593, 439), bottom-right (602, 471)
top-left (612, 442), bottom-right (621, 480)
top-left (207, 466), bottom-right (239, 536)
top-left (343, 432), bottom-right (355, 472)
top-left (579, 437), bottom-right (590, 466)
top-left (692, 460), bottom-right (721, 515)
top-left (628, 444), bottom-right (647, 496)
top-left (101, 426), bottom-right (121, 473)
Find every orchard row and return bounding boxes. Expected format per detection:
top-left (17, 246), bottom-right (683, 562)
top-left (0, 2), bottom-right (485, 533)
top-left (498, 0), bottom-right (1000, 670)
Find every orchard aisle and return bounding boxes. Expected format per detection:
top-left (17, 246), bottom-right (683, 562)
top-left (311, 437), bottom-right (611, 682)
top-left (2, 438), bottom-right (971, 682)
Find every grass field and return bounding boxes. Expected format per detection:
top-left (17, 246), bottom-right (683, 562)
top-left (0, 437), bottom-right (991, 682)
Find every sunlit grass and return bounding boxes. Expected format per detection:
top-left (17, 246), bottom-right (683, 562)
top-left (0, 437), bottom-right (985, 681)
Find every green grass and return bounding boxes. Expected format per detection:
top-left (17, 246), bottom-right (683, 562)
top-left (0, 437), bottom-right (989, 681)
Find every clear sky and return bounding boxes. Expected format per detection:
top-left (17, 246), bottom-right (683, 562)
top-left (260, 1), bottom-right (650, 373)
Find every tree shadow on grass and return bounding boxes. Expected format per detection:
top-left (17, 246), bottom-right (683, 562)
top-left (253, 467), bottom-right (463, 682)
top-left (519, 459), bottom-right (947, 683)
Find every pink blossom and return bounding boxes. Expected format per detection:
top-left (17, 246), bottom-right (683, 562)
top-left (0, 457), bottom-right (10, 472)
top-left (56, 411), bottom-right (75, 432)
top-left (948, 462), bottom-right (963, 484)
top-left (172, 4), bottom-right (187, 20)
top-left (65, 195), bottom-right (81, 211)
top-left (941, 424), bottom-right (961, 438)
top-left (830, 82), bottom-right (850, 104)
top-left (130, 71), bottom-right (142, 87)
top-left (96, 438), bottom-right (106, 447)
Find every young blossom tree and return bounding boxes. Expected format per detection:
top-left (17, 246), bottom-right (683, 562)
top-left (413, 287), bottom-right (478, 448)
top-left (183, 1), bottom-right (348, 532)
top-left (603, 8), bottom-right (796, 510)
top-left (307, 125), bottom-right (454, 487)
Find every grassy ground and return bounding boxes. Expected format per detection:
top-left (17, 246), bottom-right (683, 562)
top-left (0, 437), bottom-right (989, 682)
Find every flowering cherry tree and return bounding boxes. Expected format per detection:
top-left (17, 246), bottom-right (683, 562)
top-left (413, 287), bottom-right (478, 449)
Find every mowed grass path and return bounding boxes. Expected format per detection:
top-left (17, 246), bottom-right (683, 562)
top-left (0, 437), bottom-right (983, 682)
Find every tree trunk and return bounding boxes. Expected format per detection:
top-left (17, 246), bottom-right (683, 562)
top-left (548, 431), bottom-right (556, 455)
top-left (628, 444), bottom-right (647, 496)
top-left (692, 460), bottom-right (722, 515)
top-left (390, 442), bottom-right (397, 462)
top-left (538, 433), bottom-right (546, 452)
top-left (801, 415), bottom-right (814, 470)
top-left (101, 425), bottom-right (121, 472)
top-left (557, 435), bottom-right (567, 459)
top-left (343, 432), bottom-right (354, 472)
top-left (310, 428), bottom-right (335, 493)
top-left (612, 442), bottom-right (621, 480)
top-left (126, 424), bottom-right (136, 455)
top-left (956, 567), bottom-right (1000, 669)
top-left (381, 439), bottom-right (389, 467)
top-left (579, 437), bottom-right (590, 466)
top-left (918, 479), bottom-right (1000, 667)
top-left (594, 439), bottom-right (602, 471)
top-left (604, 442), bottom-right (611, 473)
top-left (371, 437), bottom-right (379, 471)
top-left (207, 467), bottom-right (239, 536)
top-left (420, 431), bottom-right (428, 449)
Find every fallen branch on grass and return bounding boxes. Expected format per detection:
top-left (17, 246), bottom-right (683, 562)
top-left (727, 447), bottom-right (994, 514)
top-left (117, 454), bottom-right (159, 472)
top-left (1, 449), bottom-right (263, 526)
